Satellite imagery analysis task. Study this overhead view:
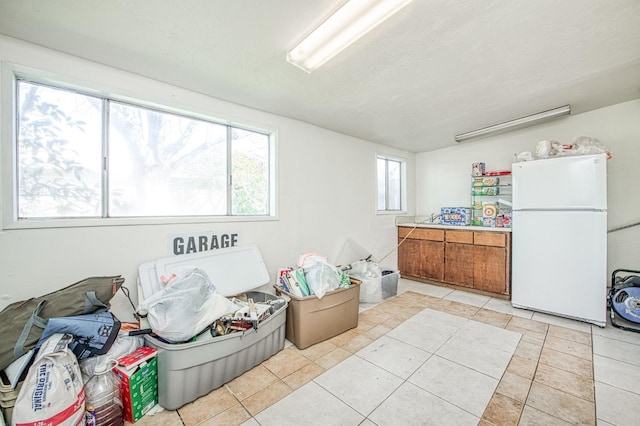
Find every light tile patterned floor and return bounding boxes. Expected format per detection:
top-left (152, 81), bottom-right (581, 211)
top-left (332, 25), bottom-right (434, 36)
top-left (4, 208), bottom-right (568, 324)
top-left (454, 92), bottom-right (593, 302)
top-left (128, 278), bottom-right (640, 426)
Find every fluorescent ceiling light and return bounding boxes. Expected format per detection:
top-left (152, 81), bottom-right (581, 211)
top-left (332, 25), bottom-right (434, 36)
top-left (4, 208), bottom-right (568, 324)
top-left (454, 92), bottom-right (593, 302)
top-left (454, 105), bottom-right (572, 143)
top-left (287, 0), bottom-right (413, 73)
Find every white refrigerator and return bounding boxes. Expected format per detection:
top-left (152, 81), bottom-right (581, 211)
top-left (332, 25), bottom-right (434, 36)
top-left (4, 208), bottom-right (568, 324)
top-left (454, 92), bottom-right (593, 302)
top-left (511, 153), bottom-right (608, 326)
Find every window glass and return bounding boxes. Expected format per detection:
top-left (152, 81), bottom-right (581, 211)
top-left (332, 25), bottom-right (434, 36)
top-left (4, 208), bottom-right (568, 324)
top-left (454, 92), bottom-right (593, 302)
top-left (377, 155), bottom-right (405, 212)
top-left (108, 102), bottom-right (228, 217)
top-left (231, 128), bottom-right (270, 215)
top-left (376, 157), bottom-right (387, 210)
top-left (13, 79), bottom-right (273, 222)
top-left (17, 81), bottom-right (103, 218)
top-left (387, 159), bottom-right (401, 210)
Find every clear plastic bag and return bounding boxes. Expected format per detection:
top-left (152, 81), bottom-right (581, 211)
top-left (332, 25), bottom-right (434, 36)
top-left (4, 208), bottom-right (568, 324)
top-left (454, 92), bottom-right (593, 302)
top-left (572, 136), bottom-right (610, 157)
top-left (80, 334), bottom-right (143, 382)
top-left (535, 140), bottom-right (554, 159)
top-left (348, 260), bottom-right (383, 303)
top-left (535, 137), bottom-right (610, 160)
top-left (137, 267), bottom-right (236, 342)
top-left (304, 261), bottom-right (342, 299)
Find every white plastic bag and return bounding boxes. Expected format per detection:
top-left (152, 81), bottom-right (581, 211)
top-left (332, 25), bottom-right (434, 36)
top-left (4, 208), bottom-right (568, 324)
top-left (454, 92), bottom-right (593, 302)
top-left (304, 261), bottom-right (342, 299)
top-left (572, 136), bottom-right (610, 156)
top-left (348, 260), bottom-right (383, 303)
top-left (297, 252), bottom-right (328, 269)
top-left (12, 333), bottom-right (85, 426)
top-left (79, 334), bottom-right (143, 382)
top-left (534, 140), bottom-right (553, 159)
top-left (137, 267), bottom-right (236, 342)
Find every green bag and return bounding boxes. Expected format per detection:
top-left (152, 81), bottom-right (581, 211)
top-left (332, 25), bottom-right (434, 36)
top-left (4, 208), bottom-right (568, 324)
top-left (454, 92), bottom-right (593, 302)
top-left (0, 275), bottom-right (124, 372)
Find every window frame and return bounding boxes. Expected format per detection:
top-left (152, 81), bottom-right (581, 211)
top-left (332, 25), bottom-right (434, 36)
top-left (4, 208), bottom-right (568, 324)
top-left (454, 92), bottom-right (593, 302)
top-left (376, 153), bottom-right (407, 215)
top-left (1, 63), bottom-right (278, 230)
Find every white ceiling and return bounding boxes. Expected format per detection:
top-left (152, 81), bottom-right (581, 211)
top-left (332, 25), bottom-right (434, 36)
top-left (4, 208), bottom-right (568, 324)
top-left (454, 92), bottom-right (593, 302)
top-left (1, 0), bottom-right (639, 153)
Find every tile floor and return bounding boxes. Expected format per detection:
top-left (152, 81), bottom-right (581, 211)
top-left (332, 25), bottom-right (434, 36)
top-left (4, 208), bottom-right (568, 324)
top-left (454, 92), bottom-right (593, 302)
top-left (129, 278), bottom-right (640, 426)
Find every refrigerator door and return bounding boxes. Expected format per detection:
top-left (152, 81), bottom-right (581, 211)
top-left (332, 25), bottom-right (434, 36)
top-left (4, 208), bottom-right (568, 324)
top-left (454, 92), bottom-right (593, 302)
top-left (512, 153), bottom-right (607, 210)
top-left (511, 210), bottom-right (607, 326)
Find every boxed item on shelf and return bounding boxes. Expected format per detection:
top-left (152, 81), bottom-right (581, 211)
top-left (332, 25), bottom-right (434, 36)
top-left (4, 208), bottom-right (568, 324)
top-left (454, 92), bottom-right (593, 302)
top-left (482, 204), bottom-right (497, 218)
top-left (441, 207), bottom-right (471, 225)
top-left (137, 245), bottom-right (288, 410)
top-left (471, 187), bottom-right (500, 196)
top-left (472, 176), bottom-right (500, 186)
top-left (472, 162), bottom-right (485, 176)
top-left (483, 217), bottom-right (496, 227)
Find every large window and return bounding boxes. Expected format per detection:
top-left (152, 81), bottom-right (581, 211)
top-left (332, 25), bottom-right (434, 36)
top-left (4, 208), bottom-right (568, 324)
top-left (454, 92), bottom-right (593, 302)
top-left (377, 155), bottom-right (406, 212)
top-left (14, 79), bottom-right (272, 223)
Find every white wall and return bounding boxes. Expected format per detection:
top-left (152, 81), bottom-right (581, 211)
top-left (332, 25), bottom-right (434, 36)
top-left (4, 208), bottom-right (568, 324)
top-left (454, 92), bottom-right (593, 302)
top-left (0, 36), bottom-right (415, 318)
top-left (416, 99), bottom-right (640, 275)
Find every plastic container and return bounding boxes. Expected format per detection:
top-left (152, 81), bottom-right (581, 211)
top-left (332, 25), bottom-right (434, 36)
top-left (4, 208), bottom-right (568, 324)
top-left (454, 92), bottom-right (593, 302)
top-left (84, 363), bottom-right (123, 426)
top-left (381, 270), bottom-right (400, 299)
top-left (138, 245), bottom-right (288, 410)
top-left (276, 282), bottom-right (360, 350)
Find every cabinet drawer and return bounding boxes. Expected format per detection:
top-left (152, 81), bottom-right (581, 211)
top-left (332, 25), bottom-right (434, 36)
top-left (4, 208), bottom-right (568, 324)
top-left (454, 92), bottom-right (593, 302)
top-left (398, 227), bottom-right (445, 241)
top-left (445, 230), bottom-right (473, 244)
top-left (474, 232), bottom-right (507, 247)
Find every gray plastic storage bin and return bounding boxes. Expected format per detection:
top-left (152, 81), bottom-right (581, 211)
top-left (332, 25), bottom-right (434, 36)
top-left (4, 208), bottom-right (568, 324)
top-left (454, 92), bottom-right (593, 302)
top-left (138, 245), bottom-right (287, 410)
top-left (143, 292), bottom-right (285, 410)
top-left (381, 270), bottom-right (400, 299)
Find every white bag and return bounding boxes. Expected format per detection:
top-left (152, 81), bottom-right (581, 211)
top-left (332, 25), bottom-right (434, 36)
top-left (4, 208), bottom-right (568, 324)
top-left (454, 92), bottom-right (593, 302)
top-left (79, 334), bottom-right (143, 382)
top-left (12, 334), bottom-right (85, 426)
top-left (137, 267), bottom-right (236, 342)
top-left (304, 261), bottom-right (342, 299)
top-left (348, 260), bottom-right (383, 303)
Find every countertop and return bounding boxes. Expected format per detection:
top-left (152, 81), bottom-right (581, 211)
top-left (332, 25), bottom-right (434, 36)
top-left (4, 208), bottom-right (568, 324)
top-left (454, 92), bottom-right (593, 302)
top-left (396, 217), bottom-right (511, 232)
top-left (397, 223), bottom-right (511, 232)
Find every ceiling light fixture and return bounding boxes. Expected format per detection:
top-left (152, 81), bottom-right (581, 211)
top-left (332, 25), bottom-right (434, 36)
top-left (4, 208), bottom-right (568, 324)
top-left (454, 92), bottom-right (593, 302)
top-left (287, 0), bottom-right (414, 73)
top-left (454, 105), bottom-right (571, 143)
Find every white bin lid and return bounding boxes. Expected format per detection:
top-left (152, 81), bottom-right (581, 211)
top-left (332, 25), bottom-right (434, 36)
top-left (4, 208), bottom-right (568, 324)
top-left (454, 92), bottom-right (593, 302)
top-left (138, 244), bottom-right (270, 300)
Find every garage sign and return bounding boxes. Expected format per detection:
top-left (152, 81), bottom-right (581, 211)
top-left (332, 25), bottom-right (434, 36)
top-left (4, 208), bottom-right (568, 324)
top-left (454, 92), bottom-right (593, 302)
top-left (169, 231), bottom-right (239, 255)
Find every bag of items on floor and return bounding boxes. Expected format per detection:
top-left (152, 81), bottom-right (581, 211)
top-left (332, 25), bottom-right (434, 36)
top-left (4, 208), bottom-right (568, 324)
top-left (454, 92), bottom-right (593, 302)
top-left (0, 275), bottom-right (124, 372)
top-left (12, 333), bottom-right (85, 426)
top-left (277, 253), bottom-right (352, 299)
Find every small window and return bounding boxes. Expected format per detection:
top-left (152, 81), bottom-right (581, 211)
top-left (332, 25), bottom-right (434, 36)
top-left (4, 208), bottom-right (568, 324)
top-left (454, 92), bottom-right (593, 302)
top-left (377, 155), bottom-right (405, 212)
top-left (13, 79), bottom-right (273, 223)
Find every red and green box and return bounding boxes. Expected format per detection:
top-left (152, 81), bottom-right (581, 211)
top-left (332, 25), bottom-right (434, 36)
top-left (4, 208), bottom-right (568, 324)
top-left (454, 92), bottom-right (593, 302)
top-left (114, 348), bottom-right (158, 423)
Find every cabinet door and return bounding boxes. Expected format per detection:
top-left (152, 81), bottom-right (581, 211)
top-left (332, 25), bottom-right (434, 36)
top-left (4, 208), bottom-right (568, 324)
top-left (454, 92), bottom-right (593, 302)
top-left (445, 242), bottom-right (474, 287)
top-left (398, 238), bottom-right (423, 279)
top-left (420, 240), bottom-right (445, 282)
top-left (473, 245), bottom-right (507, 294)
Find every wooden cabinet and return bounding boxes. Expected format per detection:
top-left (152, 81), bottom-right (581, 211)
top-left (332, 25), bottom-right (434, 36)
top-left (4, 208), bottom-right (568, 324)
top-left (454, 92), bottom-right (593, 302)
top-left (444, 230), bottom-right (474, 287)
top-left (473, 231), bottom-right (510, 294)
top-left (398, 238), bottom-right (423, 278)
top-left (398, 227), bottom-right (444, 282)
top-left (421, 240), bottom-right (445, 282)
top-left (398, 226), bottom-right (511, 297)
